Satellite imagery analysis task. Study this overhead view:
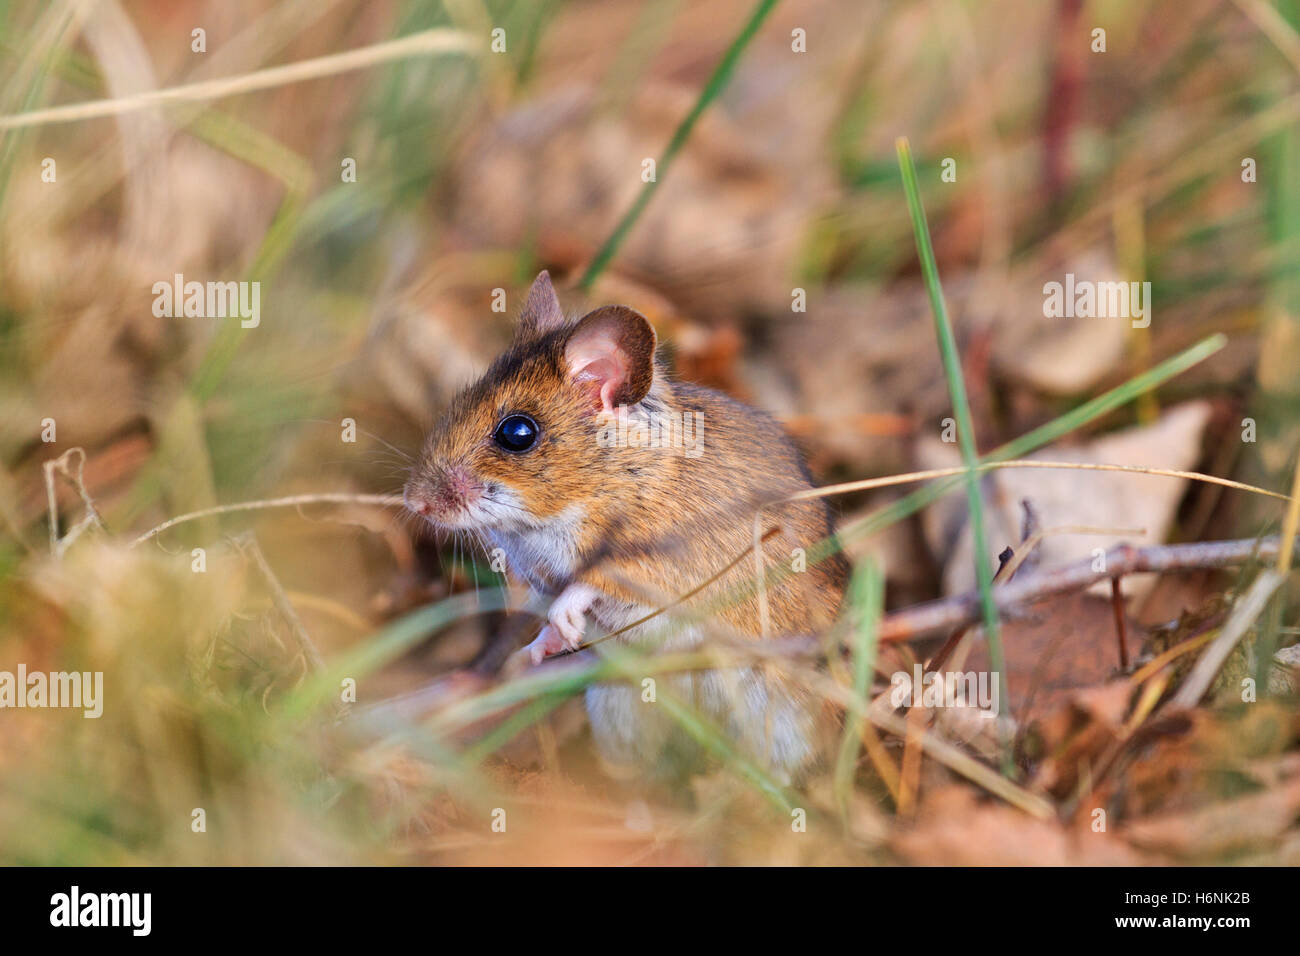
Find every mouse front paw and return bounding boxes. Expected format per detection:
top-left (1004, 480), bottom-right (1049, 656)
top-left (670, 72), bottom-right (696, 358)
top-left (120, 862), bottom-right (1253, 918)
top-left (548, 583), bottom-right (598, 652)
top-left (523, 624), bottom-right (571, 666)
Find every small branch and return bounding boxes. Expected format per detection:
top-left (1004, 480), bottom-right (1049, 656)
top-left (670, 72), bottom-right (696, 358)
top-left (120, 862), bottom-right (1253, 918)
top-left (1110, 577), bottom-right (1130, 669)
top-left (43, 448), bottom-right (105, 556)
top-left (760, 535), bottom-right (1295, 657)
top-left (875, 536), bottom-right (1293, 645)
top-left (925, 544), bottom-right (1017, 674)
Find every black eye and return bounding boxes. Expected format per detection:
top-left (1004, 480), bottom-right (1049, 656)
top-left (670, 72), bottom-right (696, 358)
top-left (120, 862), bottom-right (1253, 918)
top-left (493, 414), bottom-right (539, 453)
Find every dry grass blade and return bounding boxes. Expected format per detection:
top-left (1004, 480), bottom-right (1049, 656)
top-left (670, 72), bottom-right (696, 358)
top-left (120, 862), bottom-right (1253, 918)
top-left (784, 460), bottom-right (1291, 506)
top-left (705, 653), bottom-right (1057, 819)
top-left (1169, 571), bottom-right (1283, 709)
top-left (1276, 454), bottom-right (1300, 576)
top-left (131, 493), bottom-right (403, 547)
top-left (0, 28), bottom-right (480, 130)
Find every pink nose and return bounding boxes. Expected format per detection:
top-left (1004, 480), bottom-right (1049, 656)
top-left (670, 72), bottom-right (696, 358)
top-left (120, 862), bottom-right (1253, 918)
top-left (404, 466), bottom-right (479, 520)
top-left (402, 483), bottom-right (440, 518)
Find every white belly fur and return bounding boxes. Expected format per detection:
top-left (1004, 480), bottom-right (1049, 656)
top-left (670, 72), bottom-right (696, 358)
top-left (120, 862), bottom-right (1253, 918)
top-left (583, 595), bottom-right (816, 780)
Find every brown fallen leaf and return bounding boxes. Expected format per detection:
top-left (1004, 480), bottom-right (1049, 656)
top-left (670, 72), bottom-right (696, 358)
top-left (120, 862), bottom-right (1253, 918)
top-left (1021, 678), bottom-right (1135, 799)
top-left (920, 400), bottom-right (1214, 602)
top-left (964, 591), bottom-right (1140, 725)
top-left (1115, 703), bottom-right (1297, 820)
top-left (892, 784), bottom-right (1147, 865)
top-left (994, 250), bottom-right (1132, 397)
top-left (1121, 777), bottom-right (1300, 859)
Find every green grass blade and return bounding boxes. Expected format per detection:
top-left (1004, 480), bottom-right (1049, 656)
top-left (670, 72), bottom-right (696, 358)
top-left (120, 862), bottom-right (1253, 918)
top-left (992, 334), bottom-right (1226, 462)
top-left (279, 588), bottom-right (511, 720)
top-left (655, 689), bottom-right (793, 812)
top-left (895, 137), bottom-right (1007, 768)
top-left (459, 693), bottom-right (568, 766)
top-left (577, 0), bottom-right (781, 290)
top-left (833, 558), bottom-right (883, 808)
top-left (832, 336), bottom-right (1227, 556)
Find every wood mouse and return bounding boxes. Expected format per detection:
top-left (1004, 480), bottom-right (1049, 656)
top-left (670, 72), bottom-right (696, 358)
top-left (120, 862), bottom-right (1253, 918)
top-left (404, 272), bottom-right (848, 781)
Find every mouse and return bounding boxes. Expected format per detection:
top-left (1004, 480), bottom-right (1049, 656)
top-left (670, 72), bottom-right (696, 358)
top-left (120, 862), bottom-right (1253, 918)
top-left (404, 271), bottom-right (849, 781)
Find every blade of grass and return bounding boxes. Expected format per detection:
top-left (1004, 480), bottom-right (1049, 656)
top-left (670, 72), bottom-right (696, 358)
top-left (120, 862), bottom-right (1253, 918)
top-left (654, 688), bottom-right (793, 812)
top-left (896, 136), bottom-right (1007, 770)
top-left (577, 0), bottom-right (781, 290)
top-left (1248, 0), bottom-right (1300, 692)
top-left (0, 28), bottom-right (480, 129)
top-left (602, 0), bottom-right (683, 112)
top-left (1276, 451), bottom-right (1300, 576)
top-left (279, 587), bottom-right (511, 720)
top-left (458, 693), bottom-right (569, 766)
top-left (833, 558), bottom-right (883, 809)
top-left (1172, 569), bottom-right (1283, 707)
top-left (1257, 449), bottom-right (1300, 687)
top-left (826, 333), bottom-right (1228, 564)
top-left (0, 3), bottom-right (80, 207)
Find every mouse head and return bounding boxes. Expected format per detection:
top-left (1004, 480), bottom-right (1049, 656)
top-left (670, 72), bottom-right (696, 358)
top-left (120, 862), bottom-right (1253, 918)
top-left (404, 271), bottom-right (658, 532)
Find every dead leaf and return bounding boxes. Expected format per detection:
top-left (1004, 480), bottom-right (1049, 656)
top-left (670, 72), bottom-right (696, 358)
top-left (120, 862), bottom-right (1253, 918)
top-left (893, 785), bottom-right (1146, 865)
top-left (994, 250), bottom-right (1133, 396)
top-left (1122, 778), bottom-right (1300, 859)
top-left (920, 401), bottom-right (1213, 602)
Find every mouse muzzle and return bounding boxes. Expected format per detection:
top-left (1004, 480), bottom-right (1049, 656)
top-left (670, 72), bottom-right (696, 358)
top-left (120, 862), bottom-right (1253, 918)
top-left (403, 462), bottom-right (483, 527)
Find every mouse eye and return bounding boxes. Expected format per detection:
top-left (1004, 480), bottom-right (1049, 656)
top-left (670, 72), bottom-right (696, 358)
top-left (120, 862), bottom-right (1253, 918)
top-left (493, 414), bottom-right (539, 453)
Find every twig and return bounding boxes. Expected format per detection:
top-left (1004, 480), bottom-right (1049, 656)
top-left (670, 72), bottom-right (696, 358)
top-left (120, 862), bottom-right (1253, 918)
top-left (924, 525), bottom-right (1139, 675)
top-left (925, 544), bottom-right (1017, 675)
top-left (997, 523), bottom-right (1145, 581)
top-left (758, 535), bottom-right (1298, 657)
top-left (1110, 577), bottom-right (1130, 669)
top-left (43, 448), bottom-right (105, 556)
top-left (131, 493), bottom-right (402, 547)
top-left (877, 536), bottom-right (1293, 646)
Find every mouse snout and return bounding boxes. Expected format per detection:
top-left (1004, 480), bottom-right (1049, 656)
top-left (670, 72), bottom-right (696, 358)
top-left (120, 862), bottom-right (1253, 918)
top-left (404, 463), bottom-right (483, 524)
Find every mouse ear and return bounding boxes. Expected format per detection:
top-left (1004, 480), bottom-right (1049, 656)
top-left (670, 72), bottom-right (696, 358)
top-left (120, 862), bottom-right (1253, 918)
top-left (563, 305), bottom-right (657, 412)
top-left (517, 271), bottom-right (566, 337)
